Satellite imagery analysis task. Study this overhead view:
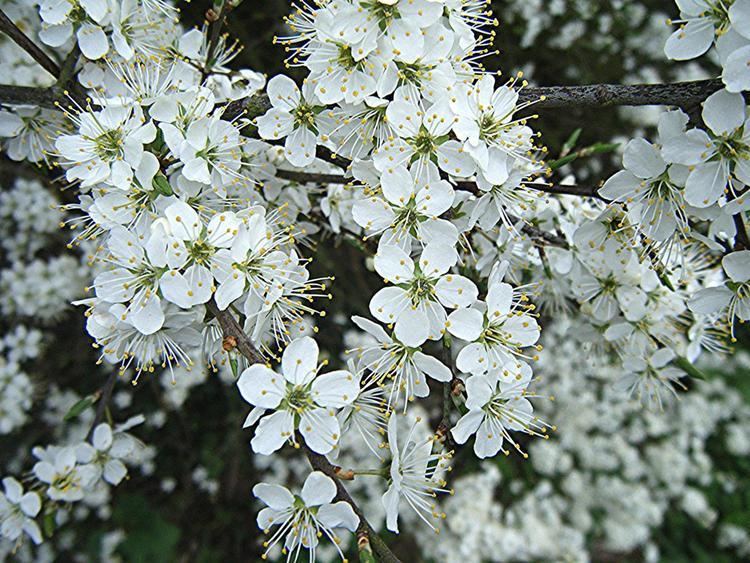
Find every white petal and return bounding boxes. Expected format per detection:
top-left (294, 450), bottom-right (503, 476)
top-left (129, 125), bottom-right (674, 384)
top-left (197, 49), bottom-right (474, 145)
top-left (374, 245), bottom-right (414, 283)
top-left (730, 0), bottom-right (750, 39)
top-left (456, 342), bottom-right (489, 374)
top-left (311, 370), bottom-right (359, 407)
top-left (251, 411), bottom-right (294, 455)
top-left (722, 45), bottom-right (750, 93)
top-left (446, 308), bottom-right (484, 341)
top-left (370, 286), bottom-right (410, 324)
top-left (103, 459), bottom-right (127, 485)
top-left (688, 286), bottom-right (733, 314)
top-left (451, 409), bottom-right (484, 444)
top-left (129, 293), bottom-right (165, 335)
top-left (382, 485), bottom-right (401, 533)
top-left (281, 336), bottom-right (319, 385)
top-left (418, 244), bottom-right (457, 277)
top-left (664, 19), bottom-right (714, 61)
top-left (435, 274), bottom-right (478, 309)
top-left (284, 127), bottom-right (317, 167)
top-left (253, 483), bottom-right (294, 511)
top-left (165, 201), bottom-right (201, 240)
top-left (93, 424), bottom-right (113, 451)
top-left (394, 308), bottom-right (430, 347)
top-left (299, 408), bottom-right (340, 454)
top-left (380, 165), bottom-right (415, 205)
top-left (702, 89), bottom-right (746, 135)
top-left (413, 351), bottom-right (452, 382)
top-left (77, 23), bottom-right (109, 60)
top-left (623, 138), bottom-right (666, 179)
top-left (316, 502), bottom-right (360, 531)
top-left (300, 471), bottom-right (337, 507)
top-left (685, 161), bottom-right (728, 208)
top-left (474, 418), bottom-right (504, 458)
top-left (723, 250), bottom-right (750, 283)
top-left (237, 365), bottom-right (285, 409)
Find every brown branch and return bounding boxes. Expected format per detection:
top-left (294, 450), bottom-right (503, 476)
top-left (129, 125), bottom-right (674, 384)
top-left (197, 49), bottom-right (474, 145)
top-left (0, 9), bottom-right (60, 79)
top-left (202, 1), bottom-right (231, 81)
top-left (520, 78), bottom-right (726, 110)
top-left (205, 298), bottom-right (263, 364)
top-left (0, 84), bottom-right (60, 109)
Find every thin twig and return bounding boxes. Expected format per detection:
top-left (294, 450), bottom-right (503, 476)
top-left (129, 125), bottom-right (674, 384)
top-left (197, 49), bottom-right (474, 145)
top-left (202, 1), bottom-right (230, 81)
top-left (206, 298), bottom-right (263, 364)
top-left (0, 9), bottom-right (60, 78)
top-left (85, 371), bottom-right (118, 442)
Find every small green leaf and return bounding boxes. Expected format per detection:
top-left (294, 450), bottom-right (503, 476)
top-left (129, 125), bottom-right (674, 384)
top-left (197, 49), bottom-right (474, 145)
top-left (547, 153), bottom-right (579, 170)
top-left (675, 356), bottom-right (708, 380)
top-left (586, 142), bottom-right (620, 155)
top-left (152, 173), bottom-right (173, 196)
top-left (64, 395), bottom-right (95, 421)
top-left (43, 511), bottom-right (56, 537)
top-left (561, 128), bottom-right (582, 155)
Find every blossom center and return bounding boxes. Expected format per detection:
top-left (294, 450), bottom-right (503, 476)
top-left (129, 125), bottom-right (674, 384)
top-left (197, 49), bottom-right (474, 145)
top-left (93, 128), bottom-right (126, 161)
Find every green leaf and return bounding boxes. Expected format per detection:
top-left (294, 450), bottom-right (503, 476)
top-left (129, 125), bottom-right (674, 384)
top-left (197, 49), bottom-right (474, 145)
top-left (586, 141), bottom-right (620, 155)
top-left (561, 128), bottom-right (582, 155)
top-left (152, 173), bottom-right (173, 196)
top-left (43, 511), bottom-right (56, 538)
top-left (63, 395), bottom-right (95, 421)
top-left (675, 356), bottom-right (708, 380)
top-left (547, 153), bottom-right (579, 170)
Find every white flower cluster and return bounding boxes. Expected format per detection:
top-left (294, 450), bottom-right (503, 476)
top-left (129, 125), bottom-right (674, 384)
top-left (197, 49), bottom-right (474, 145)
top-left (665, 0), bottom-right (750, 92)
top-left (413, 321), bottom-right (750, 562)
top-left (0, 0), bottom-right (748, 560)
top-left (0, 178), bottom-right (63, 261)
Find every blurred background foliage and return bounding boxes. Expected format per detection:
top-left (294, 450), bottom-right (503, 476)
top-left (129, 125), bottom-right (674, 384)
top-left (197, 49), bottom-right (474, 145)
top-left (3, 1), bottom-right (749, 562)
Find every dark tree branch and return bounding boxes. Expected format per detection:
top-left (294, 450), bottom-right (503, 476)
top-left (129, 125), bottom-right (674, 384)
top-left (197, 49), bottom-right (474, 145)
top-left (274, 169), bottom-right (353, 185)
top-left (221, 78), bottom-right (727, 123)
top-left (0, 84), bottom-right (60, 109)
top-left (0, 9), bottom-right (60, 79)
top-left (0, 78), bottom-right (726, 125)
top-left (521, 78), bottom-right (726, 109)
top-left (202, 1), bottom-right (231, 81)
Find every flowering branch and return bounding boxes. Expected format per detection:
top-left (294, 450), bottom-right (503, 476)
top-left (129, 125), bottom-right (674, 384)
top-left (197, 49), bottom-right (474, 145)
top-left (303, 445), bottom-right (403, 563)
top-left (275, 168), bottom-right (604, 200)
top-left (221, 78), bottom-right (730, 124)
top-left (205, 299), bottom-right (401, 562)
